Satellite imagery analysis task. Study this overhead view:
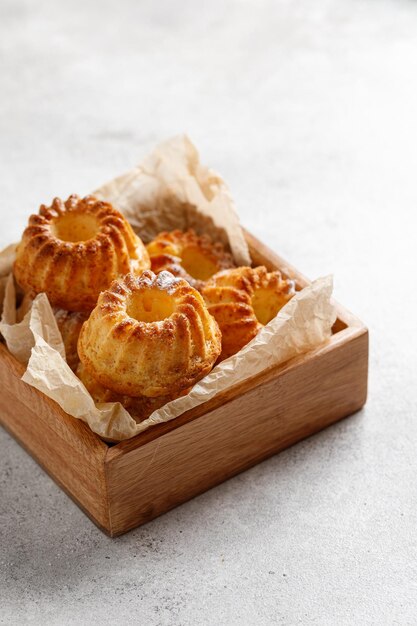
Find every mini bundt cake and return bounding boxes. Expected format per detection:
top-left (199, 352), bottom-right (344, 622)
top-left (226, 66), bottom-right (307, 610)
top-left (54, 309), bottom-right (88, 371)
top-left (14, 195), bottom-right (150, 312)
top-left (76, 363), bottom-right (177, 422)
top-left (146, 229), bottom-right (235, 290)
top-left (202, 266), bottom-right (296, 360)
top-left (78, 270), bottom-right (222, 397)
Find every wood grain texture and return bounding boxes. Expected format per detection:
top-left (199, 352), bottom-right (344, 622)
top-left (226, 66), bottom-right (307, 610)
top-left (0, 343), bottom-right (110, 530)
top-left (0, 231), bottom-right (369, 536)
top-left (104, 327), bottom-right (368, 535)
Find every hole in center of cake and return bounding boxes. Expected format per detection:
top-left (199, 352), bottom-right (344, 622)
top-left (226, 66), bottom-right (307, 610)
top-left (126, 290), bottom-right (175, 323)
top-left (251, 288), bottom-right (287, 326)
top-left (181, 247), bottom-right (218, 281)
top-left (52, 212), bottom-right (101, 242)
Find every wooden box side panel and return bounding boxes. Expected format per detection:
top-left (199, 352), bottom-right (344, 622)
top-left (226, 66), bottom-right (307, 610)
top-left (105, 329), bottom-right (368, 536)
top-left (0, 345), bottom-right (110, 530)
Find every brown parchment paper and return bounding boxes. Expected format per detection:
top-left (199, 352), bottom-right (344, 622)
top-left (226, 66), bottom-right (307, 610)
top-left (95, 135), bottom-right (251, 266)
top-left (0, 136), bottom-right (336, 441)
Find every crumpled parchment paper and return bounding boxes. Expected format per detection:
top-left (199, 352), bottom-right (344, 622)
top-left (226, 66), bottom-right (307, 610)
top-left (95, 135), bottom-right (251, 266)
top-left (0, 135), bottom-right (336, 441)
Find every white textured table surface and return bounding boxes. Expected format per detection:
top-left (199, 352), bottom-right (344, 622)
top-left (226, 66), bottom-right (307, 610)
top-left (1, 1), bottom-right (416, 624)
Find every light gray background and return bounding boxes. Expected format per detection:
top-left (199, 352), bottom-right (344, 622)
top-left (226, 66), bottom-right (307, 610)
top-left (1, 1), bottom-right (416, 624)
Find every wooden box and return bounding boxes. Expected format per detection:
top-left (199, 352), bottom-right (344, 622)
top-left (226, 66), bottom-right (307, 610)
top-left (0, 232), bottom-right (368, 536)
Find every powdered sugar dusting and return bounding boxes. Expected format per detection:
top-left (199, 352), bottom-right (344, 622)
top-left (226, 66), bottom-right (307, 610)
top-left (155, 270), bottom-right (182, 293)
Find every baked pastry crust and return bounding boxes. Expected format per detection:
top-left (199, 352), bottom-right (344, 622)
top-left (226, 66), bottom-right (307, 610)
top-left (76, 363), bottom-right (177, 423)
top-left (202, 266), bottom-right (296, 360)
top-left (14, 195), bottom-right (150, 312)
top-left (54, 309), bottom-right (88, 372)
top-left (78, 270), bottom-right (222, 397)
top-left (16, 293), bottom-right (86, 371)
top-left (146, 229), bottom-right (235, 290)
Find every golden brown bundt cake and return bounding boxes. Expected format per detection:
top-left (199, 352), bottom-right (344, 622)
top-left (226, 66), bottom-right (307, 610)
top-left (202, 266), bottom-right (296, 360)
top-left (76, 363), bottom-right (177, 423)
top-left (54, 309), bottom-right (88, 371)
top-left (146, 229), bottom-right (235, 290)
top-left (78, 270), bottom-right (222, 397)
top-left (14, 195), bottom-right (150, 312)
